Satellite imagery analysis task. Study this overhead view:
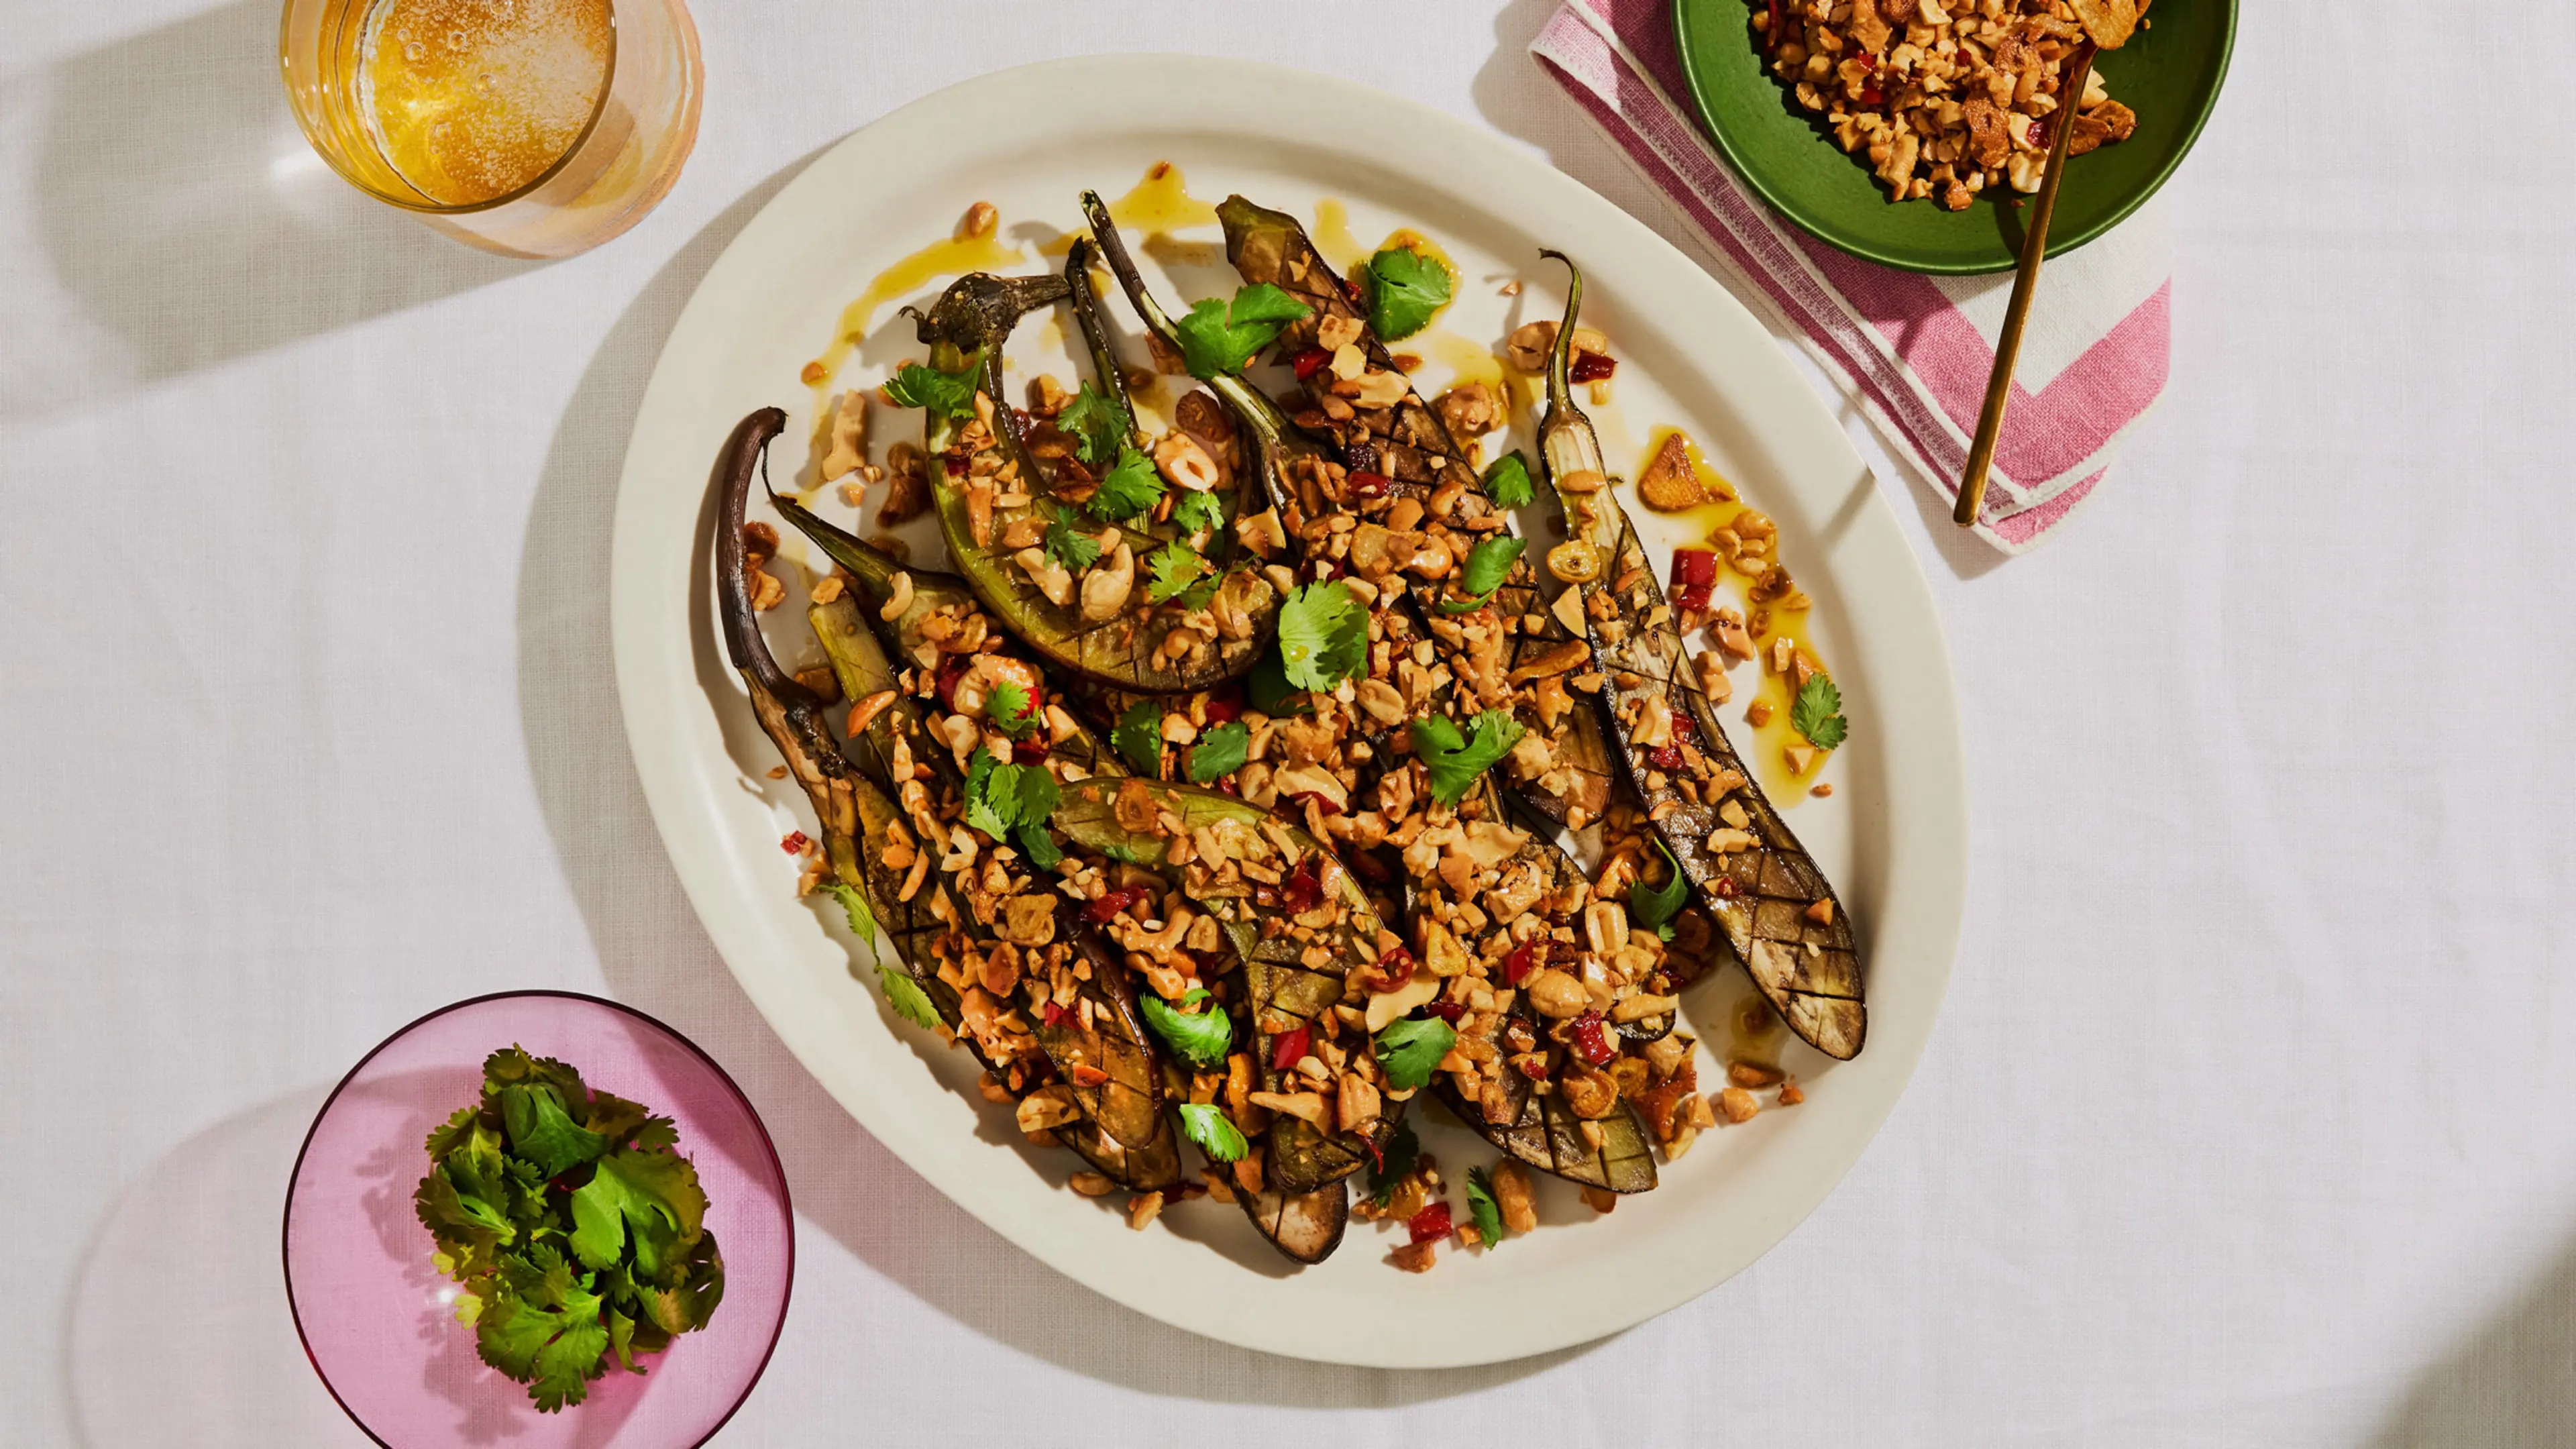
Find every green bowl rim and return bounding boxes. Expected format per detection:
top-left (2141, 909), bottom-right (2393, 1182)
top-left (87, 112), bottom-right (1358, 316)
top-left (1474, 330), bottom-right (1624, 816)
top-left (1668, 0), bottom-right (2237, 276)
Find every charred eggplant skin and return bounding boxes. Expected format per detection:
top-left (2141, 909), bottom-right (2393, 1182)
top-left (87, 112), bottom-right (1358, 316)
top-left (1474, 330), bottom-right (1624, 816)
top-left (1534, 254), bottom-right (1864, 1060)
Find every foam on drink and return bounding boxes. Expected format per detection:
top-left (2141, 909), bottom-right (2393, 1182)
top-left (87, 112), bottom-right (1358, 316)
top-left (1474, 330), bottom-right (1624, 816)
top-left (360, 0), bottom-right (613, 206)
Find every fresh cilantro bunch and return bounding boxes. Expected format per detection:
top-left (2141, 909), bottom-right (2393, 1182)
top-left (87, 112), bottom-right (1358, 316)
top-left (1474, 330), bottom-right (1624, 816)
top-left (1410, 709), bottom-right (1527, 806)
top-left (1365, 246), bottom-right (1454, 341)
top-left (413, 1048), bottom-right (724, 1413)
top-left (1171, 284), bottom-right (1312, 378)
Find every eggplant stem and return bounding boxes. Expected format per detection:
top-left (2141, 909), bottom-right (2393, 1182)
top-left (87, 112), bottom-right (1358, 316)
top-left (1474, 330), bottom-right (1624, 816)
top-left (714, 407), bottom-right (816, 706)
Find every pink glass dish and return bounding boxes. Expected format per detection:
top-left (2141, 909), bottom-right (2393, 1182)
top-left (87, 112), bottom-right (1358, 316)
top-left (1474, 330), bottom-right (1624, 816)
top-left (284, 991), bottom-right (794, 1447)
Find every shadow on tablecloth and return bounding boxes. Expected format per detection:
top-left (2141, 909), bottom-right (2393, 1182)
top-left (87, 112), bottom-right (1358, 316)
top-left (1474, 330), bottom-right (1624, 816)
top-left (2371, 1238), bottom-right (2576, 1448)
top-left (1, 0), bottom-right (524, 421)
top-left (64, 1087), bottom-right (372, 1446)
top-left (508, 143), bottom-right (1578, 1405)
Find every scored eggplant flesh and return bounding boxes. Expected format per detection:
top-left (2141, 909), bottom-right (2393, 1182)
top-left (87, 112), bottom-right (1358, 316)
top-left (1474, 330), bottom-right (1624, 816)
top-left (1532, 254), bottom-right (1864, 1060)
top-left (731, 422), bottom-right (1177, 1165)
top-left (1238, 1177), bottom-right (1348, 1265)
top-left (1215, 193), bottom-right (1617, 830)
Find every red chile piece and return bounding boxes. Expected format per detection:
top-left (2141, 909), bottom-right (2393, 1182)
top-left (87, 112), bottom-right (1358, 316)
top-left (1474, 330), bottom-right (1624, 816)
top-left (1084, 887), bottom-right (1144, 924)
top-left (1368, 946), bottom-right (1419, 994)
top-left (1042, 1001), bottom-right (1072, 1028)
top-left (1504, 941), bottom-right (1542, 987)
top-left (779, 831), bottom-right (810, 855)
top-left (1346, 470), bottom-right (1391, 498)
top-left (1291, 347), bottom-right (1331, 380)
top-left (1407, 1201), bottom-right (1452, 1244)
top-left (1282, 855), bottom-right (1326, 914)
top-left (1671, 548), bottom-right (1717, 590)
top-left (1012, 739), bottom-right (1051, 765)
top-left (933, 653), bottom-right (971, 708)
top-left (1569, 351), bottom-right (1617, 384)
top-left (1423, 999), bottom-right (1464, 1025)
top-left (1570, 1011), bottom-right (1617, 1067)
top-left (1271, 1024), bottom-right (1311, 1073)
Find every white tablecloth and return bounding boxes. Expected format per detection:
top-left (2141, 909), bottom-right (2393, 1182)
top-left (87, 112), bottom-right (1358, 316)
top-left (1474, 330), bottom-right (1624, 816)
top-left (9, 3), bottom-right (2570, 1445)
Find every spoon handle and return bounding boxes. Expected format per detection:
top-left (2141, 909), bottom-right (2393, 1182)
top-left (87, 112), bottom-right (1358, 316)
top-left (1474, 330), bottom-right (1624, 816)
top-left (1953, 47), bottom-right (2096, 529)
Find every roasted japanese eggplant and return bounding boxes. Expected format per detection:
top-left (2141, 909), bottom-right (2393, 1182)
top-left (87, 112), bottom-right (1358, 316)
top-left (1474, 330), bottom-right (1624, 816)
top-left (1530, 256), bottom-right (1863, 1060)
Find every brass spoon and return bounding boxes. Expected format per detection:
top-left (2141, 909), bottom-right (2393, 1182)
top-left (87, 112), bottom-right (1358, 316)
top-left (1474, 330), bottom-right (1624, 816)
top-left (1952, 0), bottom-right (2139, 529)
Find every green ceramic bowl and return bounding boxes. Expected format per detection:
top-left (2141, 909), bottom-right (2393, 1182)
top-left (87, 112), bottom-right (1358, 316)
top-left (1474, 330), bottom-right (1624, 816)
top-left (1671, 0), bottom-right (2235, 274)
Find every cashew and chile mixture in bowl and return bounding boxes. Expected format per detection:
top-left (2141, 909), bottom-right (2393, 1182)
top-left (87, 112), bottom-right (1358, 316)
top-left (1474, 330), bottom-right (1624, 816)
top-left (712, 185), bottom-right (1860, 1271)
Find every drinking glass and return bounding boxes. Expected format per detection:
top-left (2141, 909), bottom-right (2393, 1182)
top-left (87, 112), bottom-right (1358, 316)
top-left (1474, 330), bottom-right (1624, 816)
top-left (279, 0), bottom-right (702, 258)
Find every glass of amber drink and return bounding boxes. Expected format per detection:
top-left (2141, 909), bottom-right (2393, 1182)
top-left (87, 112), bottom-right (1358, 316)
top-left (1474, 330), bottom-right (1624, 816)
top-left (280, 0), bottom-right (701, 258)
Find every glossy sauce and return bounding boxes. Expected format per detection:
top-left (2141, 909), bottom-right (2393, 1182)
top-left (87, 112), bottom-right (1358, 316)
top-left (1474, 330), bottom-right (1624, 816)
top-left (803, 227), bottom-right (1026, 410)
top-left (1648, 429), bottom-right (1833, 800)
top-left (1108, 160), bottom-right (1218, 231)
top-left (1309, 198), bottom-right (1368, 275)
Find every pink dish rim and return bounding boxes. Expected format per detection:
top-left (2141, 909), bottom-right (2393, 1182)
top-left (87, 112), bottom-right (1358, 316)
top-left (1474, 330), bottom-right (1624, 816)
top-left (280, 988), bottom-right (796, 1448)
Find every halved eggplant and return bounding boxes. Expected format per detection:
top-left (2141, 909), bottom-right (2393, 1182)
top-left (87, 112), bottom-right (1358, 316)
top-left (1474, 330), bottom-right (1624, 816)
top-left (1210, 194), bottom-right (1617, 830)
top-left (1530, 255), bottom-right (1863, 1060)
top-left (907, 265), bottom-right (1278, 694)
top-left (1238, 1178), bottom-right (1348, 1265)
top-left (1051, 777), bottom-right (1402, 1193)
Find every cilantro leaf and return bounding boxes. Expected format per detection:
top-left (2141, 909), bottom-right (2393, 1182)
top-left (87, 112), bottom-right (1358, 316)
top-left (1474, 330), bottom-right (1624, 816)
top-left (1483, 451), bottom-right (1536, 508)
top-left (986, 681), bottom-right (1040, 740)
top-left (1185, 720), bottom-right (1250, 784)
top-left (1373, 1016), bottom-right (1457, 1091)
top-left (1057, 380), bottom-right (1129, 465)
top-left (1442, 535), bottom-right (1525, 612)
top-left (1177, 1103), bottom-right (1249, 1163)
top-left (822, 881), bottom-right (877, 947)
top-left (1013, 759), bottom-right (1059, 825)
top-left (1140, 987), bottom-right (1233, 1068)
top-left (1088, 446), bottom-right (1166, 522)
top-left (569, 1147), bottom-right (707, 1278)
top-left (1045, 511), bottom-right (1104, 572)
top-left (1246, 648), bottom-right (1310, 718)
top-left (881, 351), bottom-right (983, 423)
top-left (1277, 580), bottom-right (1367, 690)
top-left (1629, 840), bottom-right (1688, 930)
top-left (1171, 487), bottom-right (1226, 537)
top-left (1113, 700), bottom-right (1165, 777)
top-left (1171, 283), bottom-right (1313, 378)
top-left (963, 748), bottom-right (1012, 839)
top-left (498, 1085), bottom-right (608, 1179)
top-left (1145, 539), bottom-right (1208, 604)
top-left (1015, 822), bottom-right (1063, 869)
top-left (476, 1246), bottom-right (611, 1412)
top-left (1366, 1118), bottom-right (1421, 1206)
top-left (1465, 1167), bottom-right (1506, 1247)
top-left (877, 964), bottom-right (945, 1032)
top-left (1790, 674), bottom-right (1847, 750)
top-left (1366, 246), bottom-right (1452, 341)
top-left (1411, 709), bottom-right (1527, 806)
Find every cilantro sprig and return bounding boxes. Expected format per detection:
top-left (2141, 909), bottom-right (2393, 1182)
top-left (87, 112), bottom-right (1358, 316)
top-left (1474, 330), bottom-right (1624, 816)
top-left (985, 681), bottom-right (1041, 740)
top-left (415, 1049), bottom-right (724, 1413)
top-left (1057, 380), bottom-right (1129, 466)
top-left (1373, 1016), bottom-right (1457, 1091)
top-left (1483, 451), bottom-right (1536, 508)
top-left (1171, 488), bottom-right (1226, 538)
top-left (1087, 447), bottom-right (1167, 523)
top-left (1464, 1167), bottom-right (1507, 1248)
top-left (1629, 839), bottom-right (1688, 935)
top-left (1145, 540), bottom-right (1209, 604)
top-left (1441, 535), bottom-right (1525, 613)
top-left (1366, 246), bottom-right (1453, 341)
top-left (1178, 1103), bottom-right (1249, 1163)
top-left (964, 747), bottom-right (1061, 845)
top-left (1113, 700), bottom-right (1165, 777)
top-left (881, 350), bottom-right (983, 423)
top-left (1140, 987), bottom-right (1233, 1068)
top-left (1276, 580), bottom-right (1367, 691)
top-left (1410, 709), bottom-right (1527, 806)
top-left (1790, 675), bottom-right (1848, 751)
top-left (1171, 283), bottom-right (1312, 378)
top-left (1044, 513), bottom-right (1103, 572)
top-left (1185, 720), bottom-right (1250, 784)
top-left (1366, 1118), bottom-right (1421, 1207)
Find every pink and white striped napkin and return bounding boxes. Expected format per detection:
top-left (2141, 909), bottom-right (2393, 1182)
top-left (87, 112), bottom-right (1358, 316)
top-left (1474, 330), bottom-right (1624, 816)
top-left (1532, 0), bottom-right (2170, 551)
